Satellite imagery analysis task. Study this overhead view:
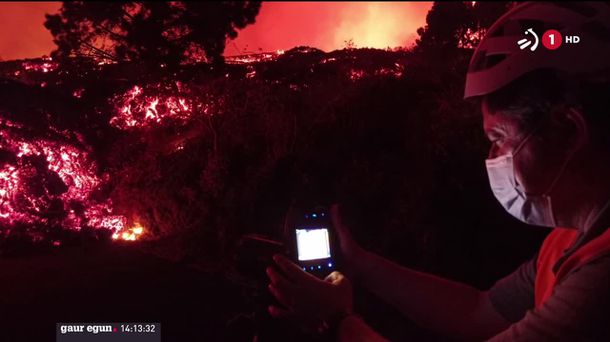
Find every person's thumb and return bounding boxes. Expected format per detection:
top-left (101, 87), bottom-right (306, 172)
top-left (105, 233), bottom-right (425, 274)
top-left (324, 270), bottom-right (345, 284)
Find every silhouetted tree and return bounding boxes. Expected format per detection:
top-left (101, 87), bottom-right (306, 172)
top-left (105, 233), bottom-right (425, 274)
top-left (469, 2), bottom-right (516, 47)
top-left (411, 1), bottom-right (514, 81)
top-left (416, 1), bottom-right (514, 50)
top-left (44, 2), bottom-right (261, 66)
top-left (416, 2), bottom-right (473, 50)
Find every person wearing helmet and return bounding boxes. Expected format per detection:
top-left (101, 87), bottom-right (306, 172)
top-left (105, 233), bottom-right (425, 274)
top-left (266, 2), bottom-right (610, 341)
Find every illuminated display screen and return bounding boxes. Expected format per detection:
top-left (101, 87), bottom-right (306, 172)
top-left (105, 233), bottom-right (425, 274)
top-left (296, 228), bottom-right (331, 261)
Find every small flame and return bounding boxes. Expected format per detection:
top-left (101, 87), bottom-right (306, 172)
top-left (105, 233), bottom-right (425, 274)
top-left (112, 224), bottom-right (145, 241)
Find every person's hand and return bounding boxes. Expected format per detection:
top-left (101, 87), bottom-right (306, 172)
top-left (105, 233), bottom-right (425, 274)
top-left (266, 254), bottom-right (353, 331)
top-left (330, 203), bottom-right (366, 279)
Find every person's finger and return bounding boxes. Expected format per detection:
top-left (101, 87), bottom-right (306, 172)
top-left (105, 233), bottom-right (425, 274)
top-left (268, 283), bottom-right (293, 308)
top-left (266, 266), bottom-right (296, 295)
top-left (268, 304), bottom-right (291, 319)
top-left (273, 254), bottom-right (319, 283)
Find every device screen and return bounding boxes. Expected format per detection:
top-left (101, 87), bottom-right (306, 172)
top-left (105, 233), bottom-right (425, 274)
top-left (295, 228), bottom-right (331, 261)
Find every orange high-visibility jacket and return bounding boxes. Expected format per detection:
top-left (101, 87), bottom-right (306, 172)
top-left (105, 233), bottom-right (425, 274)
top-left (535, 227), bottom-right (610, 307)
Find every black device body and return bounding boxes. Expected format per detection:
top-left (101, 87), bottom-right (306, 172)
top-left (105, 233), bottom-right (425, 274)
top-left (287, 206), bottom-right (337, 279)
top-left (235, 234), bottom-right (286, 281)
top-left (230, 204), bottom-right (338, 340)
top-left (232, 234), bottom-right (313, 341)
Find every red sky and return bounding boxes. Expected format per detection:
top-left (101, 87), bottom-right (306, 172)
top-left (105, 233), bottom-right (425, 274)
top-left (0, 2), bottom-right (431, 61)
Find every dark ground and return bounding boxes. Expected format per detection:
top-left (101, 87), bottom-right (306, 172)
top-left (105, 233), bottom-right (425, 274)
top-left (0, 243), bottom-right (246, 341)
top-left (0, 235), bottom-right (544, 342)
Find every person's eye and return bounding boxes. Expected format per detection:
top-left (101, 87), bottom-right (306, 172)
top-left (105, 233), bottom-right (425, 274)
top-left (488, 138), bottom-right (505, 158)
top-left (486, 131), bottom-right (503, 144)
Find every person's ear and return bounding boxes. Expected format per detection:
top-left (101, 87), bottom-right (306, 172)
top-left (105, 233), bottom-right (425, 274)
top-left (549, 105), bottom-right (588, 152)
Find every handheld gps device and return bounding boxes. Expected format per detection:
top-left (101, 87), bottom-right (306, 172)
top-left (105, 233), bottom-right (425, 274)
top-left (290, 206), bottom-right (336, 278)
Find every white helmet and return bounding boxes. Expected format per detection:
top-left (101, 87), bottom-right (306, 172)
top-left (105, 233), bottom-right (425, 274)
top-left (464, 2), bottom-right (610, 99)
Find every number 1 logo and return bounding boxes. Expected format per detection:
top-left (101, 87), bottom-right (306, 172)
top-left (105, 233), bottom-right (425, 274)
top-left (542, 29), bottom-right (563, 50)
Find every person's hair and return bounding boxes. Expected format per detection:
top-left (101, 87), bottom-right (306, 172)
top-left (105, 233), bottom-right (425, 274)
top-left (482, 69), bottom-right (610, 148)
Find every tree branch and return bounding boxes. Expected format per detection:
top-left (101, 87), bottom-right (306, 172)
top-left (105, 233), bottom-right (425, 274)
top-left (79, 41), bottom-right (120, 61)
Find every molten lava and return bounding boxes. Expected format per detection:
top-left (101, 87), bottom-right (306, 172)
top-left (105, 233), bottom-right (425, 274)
top-left (110, 84), bottom-right (194, 129)
top-left (22, 56), bottom-right (57, 73)
top-left (0, 45), bottom-right (407, 247)
top-left (0, 118), bottom-right (137, 241)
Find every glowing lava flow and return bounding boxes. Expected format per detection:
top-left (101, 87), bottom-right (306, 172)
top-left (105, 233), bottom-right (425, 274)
top-left (110, 84), bottom-right (194, 129)
top-left (0, 47), bottom-right (410, 246)
top-left (0, 119), bottom-right (141, 241)
top-left (21, 56), bottom-right (58, 73)
top-left (225, 49), bottom-right (286, 64)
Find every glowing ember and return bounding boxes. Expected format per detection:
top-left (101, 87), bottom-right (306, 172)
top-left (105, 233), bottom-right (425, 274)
top-left (321, 57), bottom-right (337, 64)
top-left (97, 60), bottom-right (116, 66)
top-left (246, 69), bottom-right (257, 79)
top-left (375, 62), bottom-right (405, 78)
top-left (72, 88), bottom-right (85, 98)
top-left (349, 69), bottom-right (366, 81)
top-left (0, 165), bottom-right (22, 220)
top-left (86, 206), bottom-right (127, 233)
top-left (112, 224), bottom-right (144, 241)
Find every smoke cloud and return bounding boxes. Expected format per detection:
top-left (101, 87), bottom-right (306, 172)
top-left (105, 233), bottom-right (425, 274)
top-left (228, 2), bottom-right (432, 54)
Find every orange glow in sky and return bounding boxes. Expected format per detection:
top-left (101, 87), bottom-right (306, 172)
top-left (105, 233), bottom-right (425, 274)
top-left (0, 2), bottom-right (432, 61)
top-left (228, 2), bottom-right (432, 54)
top-left (0, 2), bottom-right (60, 60)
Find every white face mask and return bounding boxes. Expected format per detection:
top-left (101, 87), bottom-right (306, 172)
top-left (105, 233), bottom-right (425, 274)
top-left (485, 130), bottom-right (572, 227)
